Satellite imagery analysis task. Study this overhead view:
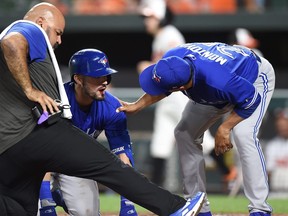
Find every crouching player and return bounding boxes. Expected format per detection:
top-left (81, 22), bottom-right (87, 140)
top-left (39, 49), bottom-right (138, 216)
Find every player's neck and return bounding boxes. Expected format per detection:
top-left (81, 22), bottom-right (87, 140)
top-left (74, 87), bottom-right (93, 111)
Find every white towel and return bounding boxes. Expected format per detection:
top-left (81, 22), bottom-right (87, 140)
top-left (0, 20), bottom-right (72, 119)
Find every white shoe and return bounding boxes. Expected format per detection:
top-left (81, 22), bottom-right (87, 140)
top-left (170, 192), bottom-right (205, 216)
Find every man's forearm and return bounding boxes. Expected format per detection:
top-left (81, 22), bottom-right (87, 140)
top-left (1, 33), bottom-right (32, 95)
top-left (135, 93), bottom-right (166, 110)
top-left (220, 110), bottom-right (244, 131)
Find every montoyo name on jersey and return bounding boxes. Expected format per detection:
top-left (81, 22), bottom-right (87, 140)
top-left (181, 43), bottom-right (229, 65)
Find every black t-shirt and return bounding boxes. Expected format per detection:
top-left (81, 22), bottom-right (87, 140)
top-left (0, 21), bottom-right (60, 154)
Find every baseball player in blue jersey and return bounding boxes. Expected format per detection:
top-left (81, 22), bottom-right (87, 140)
top-left (40, 49), bottom-right (138, 216)
top-left (118, 42), bottom-right (275, 216)
top-left (63, 48), bottom-right (137, 216)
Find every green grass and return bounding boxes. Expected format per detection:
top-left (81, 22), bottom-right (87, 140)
top-left (208, 194), bottom-right (288, 214)
top-left (57, 193), bottom-right (288, 214)
top-left (98, 194), bottom-right (149, 213)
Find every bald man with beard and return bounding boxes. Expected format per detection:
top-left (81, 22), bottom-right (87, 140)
top-left (0, 3), bottom-right (205, 216)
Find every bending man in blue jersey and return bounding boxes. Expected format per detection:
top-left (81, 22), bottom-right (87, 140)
top-left (118, 42), bottom-right (275, 216)
top-left (40, 49), bottom-right (138, 216)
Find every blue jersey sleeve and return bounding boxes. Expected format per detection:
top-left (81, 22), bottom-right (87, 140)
top-left (103, 93), bottom-right (132, 154)
top-left (222, 74), bottom-right (261, 118)
top-left (7, 22), bottom-right (47, 62)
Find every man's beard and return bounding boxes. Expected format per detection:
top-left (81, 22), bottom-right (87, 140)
top-left (53, 43), bottom-right (59, 50)
top-left (94, 94), bottom-right (105, 101)
top-left (46, 27), bottom-right (59, 50)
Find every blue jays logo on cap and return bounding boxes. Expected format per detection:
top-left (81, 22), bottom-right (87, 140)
top-left (152, 68), bottom-right (161, 83)
top-left (98, 56), bottom-right (108, 66)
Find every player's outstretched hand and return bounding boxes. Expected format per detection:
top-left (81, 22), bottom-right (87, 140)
top-left (116, 101), bottom-right (140, 114)
top-left (214, 125), bottom-right (233, 156)
top-left (117, 93), bottom-right (165, 114)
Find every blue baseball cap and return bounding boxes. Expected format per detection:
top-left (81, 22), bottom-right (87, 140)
top-left (139, 56), bottom-right (192, 95)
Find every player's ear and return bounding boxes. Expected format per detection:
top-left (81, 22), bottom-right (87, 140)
top-left (36, 17), bottom-right (46, 28)
top-left (74, 75), bottom-right (83, 85)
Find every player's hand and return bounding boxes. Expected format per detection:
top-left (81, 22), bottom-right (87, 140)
top-left (117, 93), bottom-right (163, 114)
top-left (116, 101), bottom-right (140, 114)
top-left (118, 153), bottom-right (132, 166)
top-left (214, 125), bottom-right (233, 156)
top-left (25, 88), bottom-right (59, 114)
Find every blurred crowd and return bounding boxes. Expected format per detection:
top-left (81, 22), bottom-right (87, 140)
top-left (1, 0), bottom-right (288, 16)
top-left (265, 108), bottom-right (288, 193)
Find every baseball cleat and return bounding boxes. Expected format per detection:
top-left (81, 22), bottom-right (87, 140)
top-left (170, 192), bottom-right (205, 216)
